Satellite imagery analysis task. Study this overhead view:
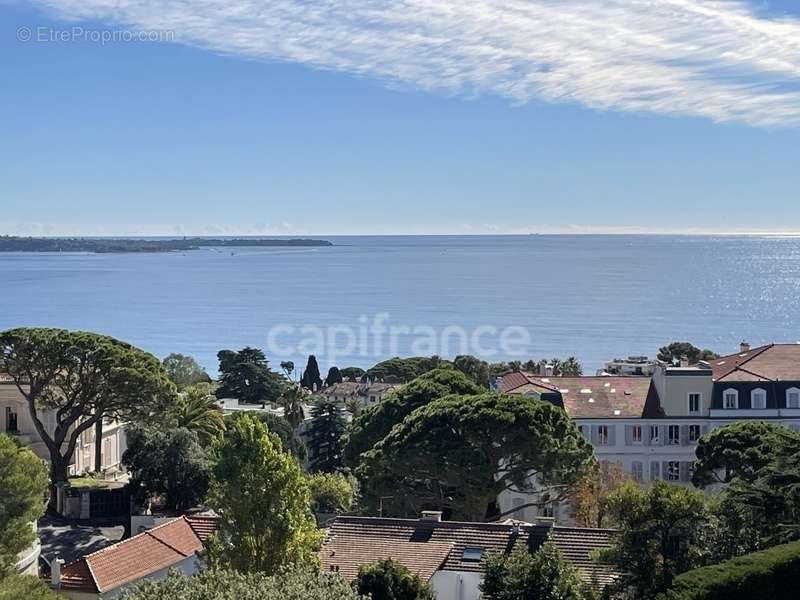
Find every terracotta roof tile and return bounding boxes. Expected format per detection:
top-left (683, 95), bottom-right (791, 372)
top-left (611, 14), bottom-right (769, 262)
top-left (711, 344), bottom-right (800, 382)
top-left (185, 514), bottom-right (219, 542)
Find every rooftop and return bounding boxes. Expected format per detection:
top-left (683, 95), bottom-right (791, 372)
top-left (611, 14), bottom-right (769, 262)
top-left (708, 343), bottom-right (800, 383)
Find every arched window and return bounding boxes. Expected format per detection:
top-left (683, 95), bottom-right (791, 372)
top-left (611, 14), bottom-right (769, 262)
top-left (751, 388), bottom-right (767, 410)
top-left (787, 388), bottom-right (800, 409)
top-left (723, 389), bottom-right (739, 410)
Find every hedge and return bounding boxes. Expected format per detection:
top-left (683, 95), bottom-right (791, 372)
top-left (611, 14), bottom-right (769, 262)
top-left (662, 540), bottom-right (800, 600)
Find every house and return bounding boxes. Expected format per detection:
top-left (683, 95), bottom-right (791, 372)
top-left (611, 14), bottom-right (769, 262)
top-left (319, 381), bottom-right (402, 408)
top-left (597, 356), bottom-right (663, 376)
top-left (499, 342), bottom-right (800, 523)
top-left (319, 512), bottom-right (617, 600)
top-left (0, 374), bottom-right (126, 477)
top-left (50, 515), bottom-right (216, 599)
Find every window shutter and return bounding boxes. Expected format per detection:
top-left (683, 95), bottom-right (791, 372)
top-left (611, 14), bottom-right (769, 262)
top-left (625, 425), bottom-right (632, 445)
top-left (609, 425), bottom-right (617, 446)
top-left (650, 461), bottom-right (659, 481)
top-left (680, 462), bottom-right (690, 482)
top-left (662, 461), bottom-right (669, 480)
top-left (660, 426), bottom-right (667, 446)
top-left (591, 426), bottom-right (598, 445)
top-left (680, 425), bottom-right (688, 446)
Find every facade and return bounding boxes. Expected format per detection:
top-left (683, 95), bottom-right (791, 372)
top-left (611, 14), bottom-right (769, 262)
top-left (597, 356), bottom-right (663, 376)
top-left (0, 375), bottom-right (126, 477)
top-left (320, 513), bottom-right (617, 600)
top-left (499, 343), bottom-right (800, 523)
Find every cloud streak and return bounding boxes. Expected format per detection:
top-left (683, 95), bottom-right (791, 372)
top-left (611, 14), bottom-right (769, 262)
top-left (32, 0), bottom-right (800, 126)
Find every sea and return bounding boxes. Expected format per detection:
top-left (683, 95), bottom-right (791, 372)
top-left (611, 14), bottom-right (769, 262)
top-left (2, 235), bottom-right (799, 375)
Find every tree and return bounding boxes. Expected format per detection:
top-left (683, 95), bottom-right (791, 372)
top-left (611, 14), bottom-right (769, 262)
top-left (0, 434), bottom-right (48, 577)
top-left (161, 353), bottom-right (210, 389)
top-left (340, 367), bottom-right (366, 382)
top-left (308, 399), bottom-right (346, 473)
top-left (119, 567), bottom-right (364, 600)
top-left (365, 357), bottom-right (450, 383)
top-left (308, 472), bottom-right (358, 514)
top-left (123, 427), bottom-right (212, 512)
top-left (558, 356), bottom-right (583, 376)
top-left (354, 559), bottom-right (435, 600)
top-left (217, 347), bottom-right (283, 405)
top-left (657, 342), bottom-right (718, 366)
top-left (0, 575), bottom-right (58, 600)
top-left (325, 366), bottom-right (344, 386)
top-left (345, 397), bottom-right (362, 418)
top-left (482, 534), bottom-right (587, 600)
top-left (342, 369), bottom-right (482, 467)
top-left (226, 411), bottom-right (308, 463)
top-left (453, 355), bottom-right (490, 387)
top-left (168, 382), bottom-right (226, 446)
top-left (300, 355), bottom-right (323, 391)
top-left (569, 460), bottom-right (631, 528)
top-left (600, 481), bottom-right (714, 600)
top-left (692, 421), bottom-right (800, 487)
top-left (279, 383), bottom-right (307, 430)
top-left (361, 393), bottom-right (593, 520)
top-left (280, 361), bottom-right (295, 379)
top-left (206, 414), bottom-right (321, 574)
top-left (0, 328), bottom-right (174, 488)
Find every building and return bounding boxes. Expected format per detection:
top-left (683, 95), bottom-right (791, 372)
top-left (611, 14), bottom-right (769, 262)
top-left (320, 512), bottom-right (617, 600)
top-left (499, 342), bottom-right (800, 523)
top-left (319, 381), bottom-right (402, 408)
top-left (0, 374), bottom-right (126, 477)
top-left (597, 356), bottom-right (663, 376)
top-left (50, 515), bottom-right (216, 599)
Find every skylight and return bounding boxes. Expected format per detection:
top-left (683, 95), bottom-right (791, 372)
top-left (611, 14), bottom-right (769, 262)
top-left (580, 388), bottom-right (592, 394)
top-left (462, 547), bottom-right (484, 562)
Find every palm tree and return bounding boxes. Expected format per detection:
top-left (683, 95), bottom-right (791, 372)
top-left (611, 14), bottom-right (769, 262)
top-left (280, 383), bottom-right (306, 429)
top-left (171, 383), bottom-right (226, 445)
top-left (345, 397), bottom-right (361, 418)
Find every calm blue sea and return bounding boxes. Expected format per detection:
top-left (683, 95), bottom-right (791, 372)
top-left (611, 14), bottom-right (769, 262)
top-left (2, 235), bottom-right (799, 374)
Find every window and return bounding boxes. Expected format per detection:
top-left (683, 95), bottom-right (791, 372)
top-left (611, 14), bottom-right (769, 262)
top-left (597, 425), bottom-right (609, 445)
top-left (723, 389), bottom-right (739, 410)
top-left (787, 388), bottom-right (800, 409)
top-left (667, 461), bottom-right (680, 481)
top-left (631, 425), bottom-right (642, 444)
top-left (650, 425), bottom-right (660, 444)
top-left (4, 407), bottom-right (18, 433)
top-left (631, 461), bottom-right (643, 482)
top-left (577, 425), bottom-right (585, 437)
top-left (688, 393), bottom-right (701, 414)
top-left (689, 425), bottom-right (702, 443)
top-left (668, 425), bottom-right (681, 445)
top-left (751, 388), bottom-right (767, 410)
top-left (462, 547), bottom-right (484, 562)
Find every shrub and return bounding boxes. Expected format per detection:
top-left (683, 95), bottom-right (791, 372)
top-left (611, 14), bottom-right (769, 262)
top-left (354, 559), bottom-right (435, 600)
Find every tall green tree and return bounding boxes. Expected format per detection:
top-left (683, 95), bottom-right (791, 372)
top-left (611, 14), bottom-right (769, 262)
top-left (453, 355), bottom-right (490, 387)
top-left (0, 434), bottom-right (48, 577)
top-left (482, 534), bottom-right (587, 600)
top-left (361, 393), bottom-right (593, 520)
top-left (342, 369), bottom-right (482, 467)
top-left (300, 355), bottom-right (323, 391)
top-left (206, 414), bottom-right (321, 574)
top-left (365, 356), bottom-right (449, 383)
top-left (161, 353), bottom-right (210, 389)
top-left (340, 367), bottom-right (366, 382)
top-left (308, 399), bottom-right (346, 473)
top-left (225, 412), bottom-right (308, 463)
top-left (279, 383), bottom-right (307, 430)
top-left (0, 328), bottom-right (174, 487)
top-left (657, 342), bottom-right (718, 366)
top-left (168, 382), bottom-right (226, 446)
top-left (325, 366), bottom-right (344, 386)
top-left (308, 472), bottom-right (358, 514)
top-left (216, 347), bottom-right (283, 404)
top-left (600, 481), bottom-right (714, 600)
top-left (280, 361), bottom-right (295, 379)
top-left (353, 559), bottom-right (435, 600)
top-left (123, 427), bottom-right (212, 512)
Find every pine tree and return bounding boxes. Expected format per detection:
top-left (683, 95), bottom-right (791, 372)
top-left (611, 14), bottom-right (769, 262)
top-left (307, 399), bottom-right (346, 473)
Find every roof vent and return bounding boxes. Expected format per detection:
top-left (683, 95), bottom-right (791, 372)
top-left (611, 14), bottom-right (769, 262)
top-left (421, 511), bottom-right (442, 522)
top-left (740, 341), bottom-right (751, 353)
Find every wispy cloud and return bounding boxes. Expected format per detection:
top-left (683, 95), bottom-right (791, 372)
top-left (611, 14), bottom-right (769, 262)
top-left (25, 0), bottom-right (800, 126)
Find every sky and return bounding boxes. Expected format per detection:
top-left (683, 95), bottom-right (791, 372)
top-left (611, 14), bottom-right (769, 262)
top-left (2, 0), bottom-right (800, 236)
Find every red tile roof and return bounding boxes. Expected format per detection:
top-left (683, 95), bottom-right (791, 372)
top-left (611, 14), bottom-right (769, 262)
top-left (709, 344), bottom-right (800, 382)
top-left (320, 516), bottom-right (618, 585)
top-left (185, 514), bottom-right (219, 542)
top-left (58, 517), bottom-right (208, 593)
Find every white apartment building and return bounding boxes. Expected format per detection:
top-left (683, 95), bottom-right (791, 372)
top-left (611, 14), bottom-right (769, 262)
top-left (498, 342), bottom-right (800, 523)
top-left (596, 355), bottom-right (663, 377)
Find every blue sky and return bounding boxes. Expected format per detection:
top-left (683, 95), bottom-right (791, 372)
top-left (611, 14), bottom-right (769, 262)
top-left (2, 0), bottom-right (800, 235)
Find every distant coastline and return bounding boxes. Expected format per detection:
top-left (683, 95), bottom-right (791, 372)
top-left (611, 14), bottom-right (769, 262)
top-left (0, 236), bottom-right (333, 253)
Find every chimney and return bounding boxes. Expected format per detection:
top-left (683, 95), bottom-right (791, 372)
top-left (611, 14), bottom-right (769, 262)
top-left (544, 364), bottom-right (554, 377)
top-left (51, 557), bottom-right (65, 588)
top-left (421, 510), bottom-right (442, 522)
top-left (740, 341), bottom-right (750, 353)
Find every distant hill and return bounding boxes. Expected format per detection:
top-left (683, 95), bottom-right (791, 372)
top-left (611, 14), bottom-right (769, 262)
top-left (0, 236), bottom-right (333, 253)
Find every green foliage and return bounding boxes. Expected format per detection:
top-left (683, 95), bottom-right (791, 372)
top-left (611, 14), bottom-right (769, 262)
top-left (693, 421), bottom-right (800, 487)
top-left (301, 355), bottom-right (323, 391)
top-left (168, 383), bottom-right (226, 445)
top-left (0, 327), bottom-right (174, 485)
top-left (279, 383), bottom-right (307, 430)
top-left (601, 481), bottom-right (714, 599)
top-left (325, 367), bottom-right (344, 386)
top-left (162, 353), bottom-right (211, 389)
top-left (0, 434), bottom-right (48, 577)
top-left (365, 356), bottom-right (451, 383)
top-left (226, 411), bottom-right (308, 463)
top-left (308, 399), bottom-right (347, 473)
top-left (662, 540), bottom-right (800, 600)
top-left (342, 369), bottom-right (482, 467)
top-left (453, 355), bottom-right (491, 387)
top-left (361, 392), bottom-right (593, 520)
top-left (123, 427), bottom-right (212, 512)
top-left (0, 575), bottom-right (58, 600)
top-left (119, 567), bottom-right (364, 600)
top-left (280, 361), bottom-right (295, 378)
top-left (482, 534), bottom-right (587, 600)
top-left (340, 367), bottom-right (366, 382)
top-left (207, 414), bottom-right (321, 574)
top-left (217, 347), bottom-right (283, 405)
top-left (656, 342), bottom-right (718, 366)
top-left (354, 559), bottom-right (436, 600)
top-left (308, 472), bottom-right (358, 514)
